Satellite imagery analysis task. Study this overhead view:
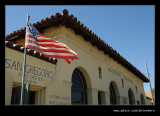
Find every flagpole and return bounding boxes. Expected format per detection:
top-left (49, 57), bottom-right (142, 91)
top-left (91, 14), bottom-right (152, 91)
top-left (20, 14), bottom-right (30, 105)
top-left (145, 61), bottom-right (155, 105)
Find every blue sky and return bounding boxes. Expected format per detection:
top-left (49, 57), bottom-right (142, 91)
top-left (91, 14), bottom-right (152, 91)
top-left (5, 5), bottom-right (155, 92)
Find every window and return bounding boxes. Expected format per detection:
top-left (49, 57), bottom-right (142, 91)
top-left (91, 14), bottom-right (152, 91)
top-left (98, 67), bottom-right (102, 79)
top-left (123, 97), bottom-right (127, 104)
top-left (121, 79), bottom-right (124, 88)
top-left (28, 91), bottom-right (36, 104)
top-left (137, 101), bottom-right (140, 105)
top-left (71, 69), bottom-right (87, 105)
top-left (11, 84), bottom-right (36, 104)
top-left (98, 91), bottom-right (101, 105)
top-left (135, 86), bottom-right (138, 93)
top-left (98, 91), bottom-right (106, 104)
top-left (109, 83), bottom-right (116, 104)
top-left (11, 86), bottom-right (21, 104)
top-left (11, 83), bottom-right (45, 105)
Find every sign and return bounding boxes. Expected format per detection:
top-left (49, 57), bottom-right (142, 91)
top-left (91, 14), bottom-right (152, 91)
top-left (5, 58), bottom-right (55, 86)
top-left (123, 75), bottom-right (133, 84)
top-left (107, 67), bottom-right (121, 77)
top-left (107, 65), bottom-right (133, 84)
top-left (48, 94), bottom-right (70, 105)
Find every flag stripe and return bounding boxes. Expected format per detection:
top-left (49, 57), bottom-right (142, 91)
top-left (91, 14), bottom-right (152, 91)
top-left (26, 39), bottom-right (37, 45)
top-left (42, 52), bottom-right (76, 56)
top-left (38, 39), bottom-right (55, 42)
top-left (25, 45), bottom-right (41, 51)
top-left (40, 49), bottom-right (77, 55)
top-left (25, 42), bottom-right (39, 48)
top-left (38, 43), bottom-right (70, 49)
top-left (38, 42), bottom-right (68, 47)
top-left (43, 54), bottom-right (78, 59)
top-left (65, 59), bottom-right (72, 64)
top-left (40, 47), bottom-right (77, 56)
top-left (26, 34), bottom-right (35, 39)
top-left (26, 37), bottom-right (36, 42)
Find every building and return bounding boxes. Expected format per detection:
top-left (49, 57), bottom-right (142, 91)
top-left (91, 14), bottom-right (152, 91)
top-left (5, 9), bottom-right (150, 105)
top-left (145, 91), bottom-right (155, 105)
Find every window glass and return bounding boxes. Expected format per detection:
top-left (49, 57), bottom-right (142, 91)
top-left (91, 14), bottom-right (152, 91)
top-left (121, 79), bottom-right (124, 88)
top-left (28, 91), bottom-right (36, 104)
top-left (11, 86), bottom-right (36, 105)
top-left (98, 92), bottom-right (101, 105)
top-left (72, 71), bottom-right (83, 88)
top-left (136, 86), bottom-right (138, 93)
top-left (71, 69), bottom-right (87, 105)
top-left (71, 90), bottom-right (83, 104)
top-left (11, 87), bottom-right (21, 104)
top-left (98, 67), bottom-right (102, 79)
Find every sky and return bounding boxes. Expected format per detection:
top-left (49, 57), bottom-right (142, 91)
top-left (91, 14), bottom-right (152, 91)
top-left (5, 5), bottom-right (155, 92)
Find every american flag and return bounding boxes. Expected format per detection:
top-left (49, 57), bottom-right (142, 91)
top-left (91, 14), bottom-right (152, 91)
top-left (25, 21), bottom-right (79, 64)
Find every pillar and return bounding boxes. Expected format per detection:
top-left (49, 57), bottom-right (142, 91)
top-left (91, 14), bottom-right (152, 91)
top-left (87, 88), bottom-right (98, 105)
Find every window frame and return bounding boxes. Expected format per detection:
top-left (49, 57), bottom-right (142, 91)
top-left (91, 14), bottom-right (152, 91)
top-left (71, 69), bottom-right (88, 104)
top-left (11, 82), bottom-right (45, 105)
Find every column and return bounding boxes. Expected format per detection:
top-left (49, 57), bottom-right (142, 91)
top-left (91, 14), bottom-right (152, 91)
top-left (87, 88), bottom-right (98, 105)
top-left (118, 96), bottom-right (128, 105)
top-left (104, 92), bottom-right (110, 105)
top-left (63, 80), bottom-right (72, 105)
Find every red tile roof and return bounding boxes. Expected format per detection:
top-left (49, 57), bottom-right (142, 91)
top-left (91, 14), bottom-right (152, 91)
top-left (5, 9), bottom-right (149, 82)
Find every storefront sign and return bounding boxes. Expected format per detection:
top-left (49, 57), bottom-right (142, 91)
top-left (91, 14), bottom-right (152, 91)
top-left (5, 58), bottom-right (55, 85)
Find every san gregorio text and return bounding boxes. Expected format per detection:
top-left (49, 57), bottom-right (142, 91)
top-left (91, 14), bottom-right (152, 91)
top-left (5, 58), bottom-right (54, 79)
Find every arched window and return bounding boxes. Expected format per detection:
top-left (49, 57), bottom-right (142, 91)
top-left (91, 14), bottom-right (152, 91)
top-left (109, 83), bottom-right (116, 104)
top-left (71, 69), bottom-right (87, 105)
top-left (140, 94), bottom-right (145, 105)
top-left (128, 89), bottom-right (135, 105)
